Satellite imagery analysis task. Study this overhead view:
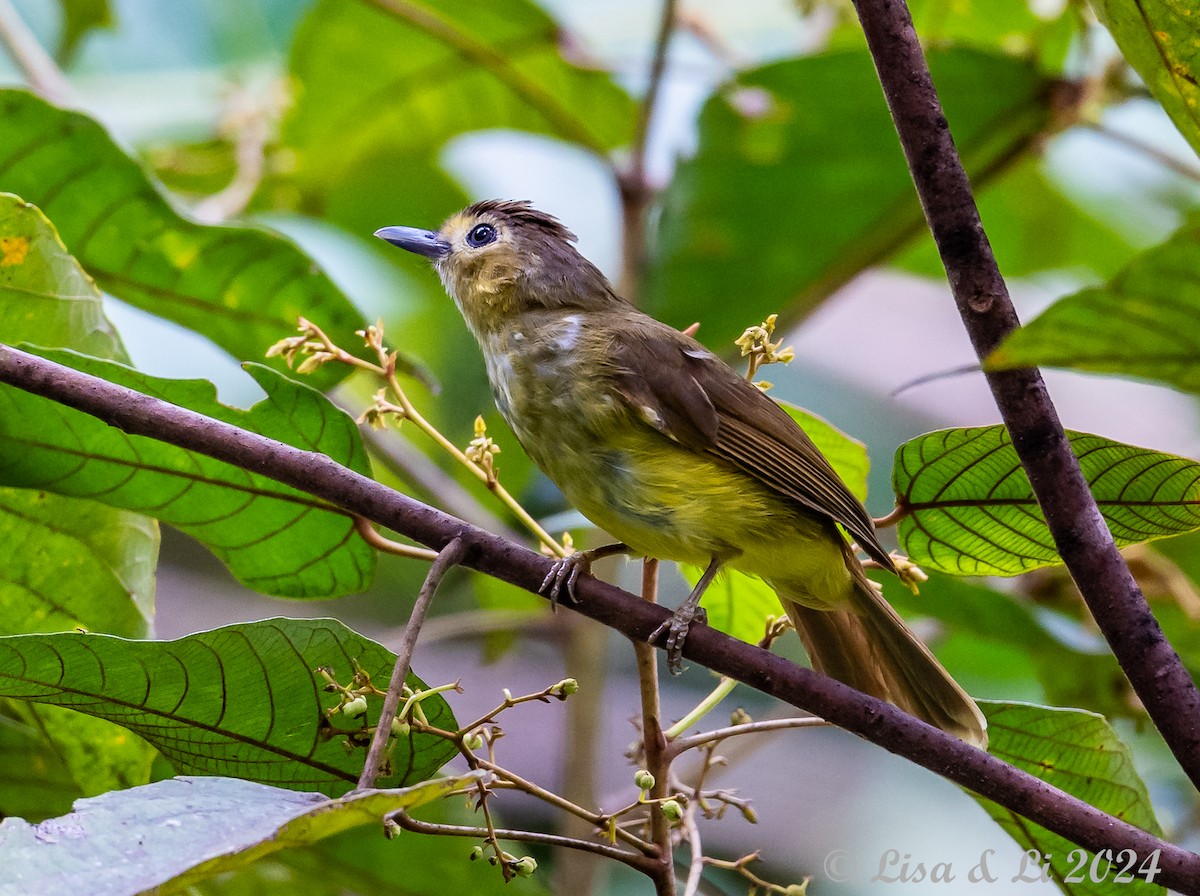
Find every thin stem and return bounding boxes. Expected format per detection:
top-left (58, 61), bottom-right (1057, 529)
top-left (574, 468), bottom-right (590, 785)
top-left (681, 802), bottom-right (705, 896)
top-left (1083, 120), bottom-right (1200, 183)
top-left (354, 516), bottom-right (439, 562)
top-left (358, 422), bottom-right (520, 540)
top-left (0, 0), bottom-right (72, 104)
top-left (666, 676), bottom-right (737, 740)
top-left (633, 559), bottom-right (675, 892)
top-left (703, 852), bottom-right (801, 894)
top-left (620, 0), bottom-right (678, 300)
top-left (630, 0), bottom-right (678, 189)
top-left (388, 812), bottom-right (657, 872)
top-left (872, 504), bottom-right (909, 529)
top-left (457, 684), bottom-right (570, 736)
top-left (192, 85), bottom-right (275, 224)
top-left (669, 716), bottom-right (830, 758)
top-left (470, 755), bottom-right (655, 854)
top-left (5, 345), bottom-right (1200, 892)
top-left (358, 536), bottom-right (467, 788)
top-left (854, 0), bottom-right (1200, 790)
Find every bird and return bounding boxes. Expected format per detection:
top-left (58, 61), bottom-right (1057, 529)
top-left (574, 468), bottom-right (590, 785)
top-left (375, 199), bottom-right (986, 748)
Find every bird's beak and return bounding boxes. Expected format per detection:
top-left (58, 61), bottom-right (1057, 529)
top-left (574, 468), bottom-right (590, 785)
top-left (374, 225), bottom-right (450, 260)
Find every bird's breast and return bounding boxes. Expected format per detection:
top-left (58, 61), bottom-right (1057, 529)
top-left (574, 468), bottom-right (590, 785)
top-left (479, 317), bottom-right (617, 435)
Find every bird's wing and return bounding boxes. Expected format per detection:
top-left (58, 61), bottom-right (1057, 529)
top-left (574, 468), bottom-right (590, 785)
top-left (608, 326), bottom-right (894, 571)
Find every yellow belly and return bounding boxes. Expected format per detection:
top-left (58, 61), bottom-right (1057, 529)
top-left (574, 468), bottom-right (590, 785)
top-left (534, 426), bottom-right (853, 611)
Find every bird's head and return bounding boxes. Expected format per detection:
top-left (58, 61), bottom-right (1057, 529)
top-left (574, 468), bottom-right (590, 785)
top-left (375, 200), bottom-right (622, 335)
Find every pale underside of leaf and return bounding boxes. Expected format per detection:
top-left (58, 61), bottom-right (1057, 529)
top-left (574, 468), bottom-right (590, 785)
top-left (0, 773), bottom-right (481, 896)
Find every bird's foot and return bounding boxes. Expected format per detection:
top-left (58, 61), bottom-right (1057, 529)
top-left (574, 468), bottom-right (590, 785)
top-left (539, 543), bottom-right (629, 610)
top-left (649, 604), bottom-right (708, 675)
top-left (540, 553), bottom-right (589, 609)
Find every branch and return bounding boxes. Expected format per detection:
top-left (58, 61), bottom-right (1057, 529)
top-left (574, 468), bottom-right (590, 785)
top-left (633, 559), bottom-right (676, 895)
top-left (358, 536), bottom-right (466, 789)
top-left (2, 344), bottom-right (1199, 893)
top-left (852, 0), bottom-right (1200, 791)
top-left (619, 0), bottom-right (677, 299)
top-left (388, 811), bottom-right (656, 872)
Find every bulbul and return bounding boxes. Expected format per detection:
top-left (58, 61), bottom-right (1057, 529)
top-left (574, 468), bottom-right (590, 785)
top-left (376, 200), bottom-right (986, 748)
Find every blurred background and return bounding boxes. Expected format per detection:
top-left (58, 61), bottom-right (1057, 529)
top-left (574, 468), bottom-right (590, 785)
top-left (3, 0), bottom-right (1199, 893)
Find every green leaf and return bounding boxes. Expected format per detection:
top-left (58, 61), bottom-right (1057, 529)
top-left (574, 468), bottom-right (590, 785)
top-left (987, 222), bottom-right (1200, 393)
top-left (0, 91), bottom-right (364, 388)
top-left (0, 773), bottom-right (479, 895)
top-left (279, 0), bottom-right (633, 217)
top-left (0, 192), bottom-right (127, 362)
top-left (1090, 0), bottom-right (1200, 159)
top-left (892, 426), bottom-right (1200, 576)
top-left (0, 193), bottom-right (156, 635)
top-left (976, 701), bottom-right (1165, 895)
top-left (907, 0), bottom-right (1078, 69)
top-left (192, 800), bottom-right (549, 896)
top-left (56, 0), bottom-right (114, 61)
top-left (683, 565), bottom-right (780, 646)
top-left (0, 192), bottom-right (160, 806)
top-left (0, 619), bottom-right (458, 796)
top-left (645, 48), bottom-right (1053, 343)
top-left (0, 488), bottom-right (155, 637)
top-left (0, 349), bottom-right (375, 597)
top-left (0, 708), bottom-right (80, 821)
top-left (778, 400), bottom-right (870, 502)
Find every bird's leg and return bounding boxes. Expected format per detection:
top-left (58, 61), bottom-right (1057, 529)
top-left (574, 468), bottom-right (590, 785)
top-left (650, 556), bottom-right (722, 675)
top-left (540, 542), bottom-right (630, 609)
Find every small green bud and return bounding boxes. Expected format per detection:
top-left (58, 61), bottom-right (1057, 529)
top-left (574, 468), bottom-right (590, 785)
top-left (730, 707), bottom-right (752, 726)
top-left (513, 856), bottom-right (538, 877)
top-left (634, 769), bottom-right (656, 791)
top-left (343, 695), bottom-right (368, 718)
top-left (784, 883), bottom-right (809, 896)
top-left (550, 678), bottom-right (579, 698)
top-left (740, 804), bottom-right (758, 824)
top-left (464, 731), bottom-right (485, 751)
top-left (391, 717), bottom-right (410, 737)
top-left (383, 818), bottom-right (402, 839)
top-left (469, 846), bottom-right (484, 861)
top-left (660, 799), bottom-right (683, 822)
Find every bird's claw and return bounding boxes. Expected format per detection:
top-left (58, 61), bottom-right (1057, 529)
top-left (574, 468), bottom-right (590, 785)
top-left (540, 552), bottom-right (590, 609)
top-left (649, 605), bottom-right (707, 675)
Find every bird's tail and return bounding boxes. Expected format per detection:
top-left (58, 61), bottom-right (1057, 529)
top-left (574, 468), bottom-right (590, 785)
top-left (780, 564), bottom-right (987, 750)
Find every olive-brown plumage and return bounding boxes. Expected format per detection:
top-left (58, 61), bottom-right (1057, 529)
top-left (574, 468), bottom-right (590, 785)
top-left (377, 200), bottom-right (986, 748)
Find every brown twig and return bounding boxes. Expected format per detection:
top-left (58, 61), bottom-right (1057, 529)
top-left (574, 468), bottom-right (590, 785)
top-left (619, 0), bottom-right (678, 299)
top-left (852, 0), bottom-right (1200, 791)
top-left (358, 536), bottom-right (467, 788)
top-left (388, 812), bottom-right (658, 872)
top-left (668, 716), bottom-right (829, 759)
top-left (633, 558), bottom-right (676, 895)
top-left (2, 344), bottom-right (1199, 892)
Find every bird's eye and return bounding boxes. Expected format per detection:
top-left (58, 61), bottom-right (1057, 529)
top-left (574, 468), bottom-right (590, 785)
top-left (466, 223), bottom-right (497, 248)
